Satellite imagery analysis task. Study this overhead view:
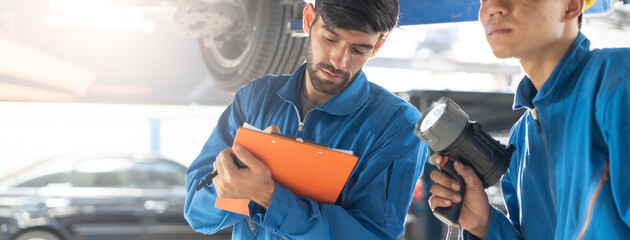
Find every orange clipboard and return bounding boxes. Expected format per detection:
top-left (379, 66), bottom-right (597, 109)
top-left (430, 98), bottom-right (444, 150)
top-left (214, 127), bottom-right (359, 215)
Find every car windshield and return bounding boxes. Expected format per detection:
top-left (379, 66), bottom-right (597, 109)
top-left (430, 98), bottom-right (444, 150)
top-left (11, 157), bottom-right (136, 188)
top-left (0, 157), bottom-right (75, 188)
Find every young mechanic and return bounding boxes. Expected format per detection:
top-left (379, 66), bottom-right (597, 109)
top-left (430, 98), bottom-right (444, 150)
top-left (184, 0), bottom-right (427, 239)
top-left (428, 0), bottom-right (630, 239)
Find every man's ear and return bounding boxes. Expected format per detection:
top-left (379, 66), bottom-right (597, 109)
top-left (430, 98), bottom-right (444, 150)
top-left (302, 3), bottom-right (315, 34)
top-left (370, 38), bottom-right (387, 58)
top-left (565, 0), bottom-right (584, 21)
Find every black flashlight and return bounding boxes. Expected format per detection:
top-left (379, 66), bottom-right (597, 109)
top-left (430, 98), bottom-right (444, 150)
top-left (414, 97), bottom-right (515, 226)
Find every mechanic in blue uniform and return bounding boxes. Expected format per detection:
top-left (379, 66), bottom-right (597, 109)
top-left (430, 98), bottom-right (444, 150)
top-left (428, 0), bottom-right (630, 239)
top-left (184, 0), bottom-right (427, 239)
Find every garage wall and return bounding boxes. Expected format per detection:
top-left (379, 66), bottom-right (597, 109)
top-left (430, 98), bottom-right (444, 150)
top-left (0, 102), bottom-right (226, 177)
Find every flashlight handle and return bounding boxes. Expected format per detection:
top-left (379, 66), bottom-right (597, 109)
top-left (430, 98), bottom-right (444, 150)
top-left (432, 157), bottom-right (466, 226)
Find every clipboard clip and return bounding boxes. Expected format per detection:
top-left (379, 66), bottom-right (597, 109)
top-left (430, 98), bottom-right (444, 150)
top-left (269, 132), bottom-right (328, 148)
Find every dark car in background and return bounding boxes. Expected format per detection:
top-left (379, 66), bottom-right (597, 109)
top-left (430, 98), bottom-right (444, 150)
top-left (0, 154), bottom-right (229, 240)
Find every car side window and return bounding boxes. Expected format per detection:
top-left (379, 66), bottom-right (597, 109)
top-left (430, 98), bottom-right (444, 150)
top-left (15, 173), bottom-right (65, 188)
top-left (48, 158), bottom-right (135, 188)
top-left (137, 161), bottom-right (186, 189)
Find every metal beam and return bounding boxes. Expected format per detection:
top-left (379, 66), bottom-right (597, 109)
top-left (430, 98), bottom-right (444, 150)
top-left (397, 0), bottom-right (612, 26)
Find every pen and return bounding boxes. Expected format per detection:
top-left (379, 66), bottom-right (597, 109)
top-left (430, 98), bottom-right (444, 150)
top-left (195, 155), bottom-right (247, 191)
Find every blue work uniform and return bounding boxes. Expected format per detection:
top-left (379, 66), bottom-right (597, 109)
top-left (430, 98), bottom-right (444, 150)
top-left (185, 63), bottom-right (427, 239)
top-left (465, 33), bottom-right (630, 239)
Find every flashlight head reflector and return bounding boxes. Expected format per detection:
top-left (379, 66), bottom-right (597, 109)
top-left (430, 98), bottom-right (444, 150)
top-left (415, 97), bottom-right (469, 152)
top-left (420, 103), bottom-right (446, 132)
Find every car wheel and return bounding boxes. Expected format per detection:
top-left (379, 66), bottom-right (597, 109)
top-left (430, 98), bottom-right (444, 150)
top-left (13, 230), bottom-right (61, 240)
top-left (198, 0), bottom-right (308, 92)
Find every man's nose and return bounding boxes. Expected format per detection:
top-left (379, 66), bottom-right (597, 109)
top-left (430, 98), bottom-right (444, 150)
top-left (329, 46), bottom-right (349, 70)
top-left (481, 0), bottom-right (509, 18)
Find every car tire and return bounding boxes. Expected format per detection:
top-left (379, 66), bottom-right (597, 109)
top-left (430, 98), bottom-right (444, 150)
top-left (13, 230), bottom-right (61, 240)
top-left (199, 0), bottom-right (308, 92)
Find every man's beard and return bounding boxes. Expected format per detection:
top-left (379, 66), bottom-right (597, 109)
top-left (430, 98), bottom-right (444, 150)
top-left (305, 41), bottom-right (356, 95)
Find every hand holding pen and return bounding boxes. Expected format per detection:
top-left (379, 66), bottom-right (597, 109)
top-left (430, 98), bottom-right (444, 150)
top-left (194, 125), bottom-right (281, 208)
top-left (195, 153), bottom-right (247, 191)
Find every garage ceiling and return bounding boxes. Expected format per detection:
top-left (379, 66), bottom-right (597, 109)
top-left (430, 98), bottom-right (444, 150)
top-left (0, 0), bottom-right (625, 105)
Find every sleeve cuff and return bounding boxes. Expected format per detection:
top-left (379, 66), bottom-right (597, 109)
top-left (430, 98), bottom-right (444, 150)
top-left (462, 205), bottom-right (517, 240)
top-left (462, 228), bottom-right (483, 240)
top-left (248, 183), bottom-right (293, 234)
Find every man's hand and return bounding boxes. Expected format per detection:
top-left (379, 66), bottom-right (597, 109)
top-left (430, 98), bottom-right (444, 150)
top-left (428, 153), bottom-right (491, 239)
top-left (212, 125), bottom-right (281, 209)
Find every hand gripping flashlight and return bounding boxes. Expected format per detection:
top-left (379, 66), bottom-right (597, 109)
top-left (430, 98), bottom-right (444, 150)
top-left (414, 97), bottom-right (515, 226)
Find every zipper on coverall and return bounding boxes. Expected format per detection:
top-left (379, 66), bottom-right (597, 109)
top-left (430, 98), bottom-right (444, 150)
top-left (293, 105), bottom-right (313, 135)
top-left (532, 108), bottom-right (609, 239)
top-left (576, 162), bottom-right (610, 239)
top-left (530, 108), bottom-right (558, 212)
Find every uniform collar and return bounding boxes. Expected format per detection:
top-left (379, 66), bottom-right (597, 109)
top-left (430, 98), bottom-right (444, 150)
top-left (513, 33), bottom-right (591, 110)
top-left (278, 63), bottom-right (371, 116)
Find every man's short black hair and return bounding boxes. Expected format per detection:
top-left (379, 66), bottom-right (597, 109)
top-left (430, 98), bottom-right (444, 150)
top-left (578, 13), bottom-right (583, 30)
top-left (313, 0), bottom-right (399, 35)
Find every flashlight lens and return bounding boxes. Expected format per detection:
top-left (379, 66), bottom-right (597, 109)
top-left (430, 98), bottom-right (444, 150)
top-left (421, 103), bottom-right (446, 133)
